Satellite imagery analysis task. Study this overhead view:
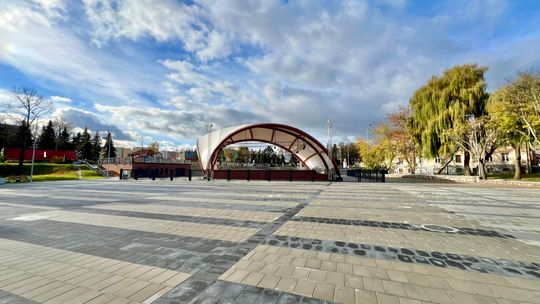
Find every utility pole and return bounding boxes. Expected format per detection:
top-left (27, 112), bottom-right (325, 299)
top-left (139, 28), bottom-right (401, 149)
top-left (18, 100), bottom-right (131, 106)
top-left (206, 123), bottom-right (213, 181)
top-left (327, 119), bottom-right (333, 181)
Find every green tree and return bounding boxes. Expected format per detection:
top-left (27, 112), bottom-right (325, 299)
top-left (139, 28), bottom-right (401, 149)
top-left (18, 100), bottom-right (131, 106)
top-left (356, 139), bottom-right (386, 169)
top-left (77, 127), bottom-right (93, 161)
top-left (409, 64), bottom-right (489, 175)
top-left (487, 72), bottom-right (540, 179)
top-left (57, 127), bottom-right (72, 150)
top-left (237, 146), bottom-right (250, 164)
top-left (37, 120), bottom-right (56, 149)
top-left (102, 131), bottom-right (117, 158)
top-left (90, 132), bottom-right (101, 161)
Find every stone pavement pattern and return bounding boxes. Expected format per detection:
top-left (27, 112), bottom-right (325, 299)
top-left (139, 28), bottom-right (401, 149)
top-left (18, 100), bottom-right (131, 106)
top-left (0, 179), bottom-right (538, 304)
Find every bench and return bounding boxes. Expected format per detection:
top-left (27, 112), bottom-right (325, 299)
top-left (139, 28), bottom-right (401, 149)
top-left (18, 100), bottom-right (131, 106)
top-left (6, 175), bottom-right (30, 183)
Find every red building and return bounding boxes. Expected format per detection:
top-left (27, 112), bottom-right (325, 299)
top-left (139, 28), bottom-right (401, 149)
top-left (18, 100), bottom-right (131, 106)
top-left (4, 148), bottom-right (77, 162)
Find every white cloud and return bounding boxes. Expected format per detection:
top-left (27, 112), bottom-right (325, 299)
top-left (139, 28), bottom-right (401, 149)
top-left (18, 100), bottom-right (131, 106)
top-left (50, 95), bottom-right (72, 103)
top-left (0, 1), bottom-right (161, 106)
top-left (2, 0), bottom-right (540, 147)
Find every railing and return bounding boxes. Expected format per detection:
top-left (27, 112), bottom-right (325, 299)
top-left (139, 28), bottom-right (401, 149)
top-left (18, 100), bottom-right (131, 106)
top-left (346, 169), bottom-right (386, 182)
top-left (81, 160), bottom-right (107, 177)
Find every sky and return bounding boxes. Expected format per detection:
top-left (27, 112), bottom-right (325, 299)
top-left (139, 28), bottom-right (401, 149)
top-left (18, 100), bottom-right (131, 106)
top-left (1, 0), bottom-right (539, 149)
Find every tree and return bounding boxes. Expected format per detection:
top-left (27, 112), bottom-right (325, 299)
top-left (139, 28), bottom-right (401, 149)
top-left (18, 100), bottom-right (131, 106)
top-left (356, 139), bottom-right (386, 169)
top-left (378, 106), bottom-right (418, 173)
top-left (76, 128), bottom-right (93, 161)
top-left (102, 131), bottom-right (117, 158)
top-left (409, 64), bottom-right (489, 175)
top-left (149, 141), bottom-right (160, 155)
top-left (487, 73), bottom-right (540, 179)
top-left (91, 132), bottom-right (101, 161)
top-left (5, 87), bottom-right (52, 174)
top-left (443, 116), bottom-right (499, 179)
top-left (37, 120), bottom-right (56, 149)
top-left (57, 127), bottom-right (72, 150)
top-left (237, 146), bottom-right (250, 164)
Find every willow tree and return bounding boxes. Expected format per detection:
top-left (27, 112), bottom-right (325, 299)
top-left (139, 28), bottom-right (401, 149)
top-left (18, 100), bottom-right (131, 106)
top-left (409, 64), bottom-right (488, 175)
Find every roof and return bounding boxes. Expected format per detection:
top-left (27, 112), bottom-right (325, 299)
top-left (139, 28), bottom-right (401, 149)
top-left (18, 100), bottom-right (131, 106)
top-left (196, 123), bottom-right (337, 173)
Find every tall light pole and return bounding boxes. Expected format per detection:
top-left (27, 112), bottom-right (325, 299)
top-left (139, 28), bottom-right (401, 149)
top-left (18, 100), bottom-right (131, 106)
top-left (366, 123), bottom-right (372, 143)
top-left (327, 119), bottom-right (333, 181)
top-left (206, 123), bottom-right (213, 181)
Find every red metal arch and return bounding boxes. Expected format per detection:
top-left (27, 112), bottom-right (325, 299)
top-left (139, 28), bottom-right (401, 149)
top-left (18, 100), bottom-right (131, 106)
top-left (203, 123), bottom-right (339, 176)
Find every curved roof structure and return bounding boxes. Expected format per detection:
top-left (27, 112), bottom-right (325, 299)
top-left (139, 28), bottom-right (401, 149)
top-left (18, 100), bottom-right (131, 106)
top-left (197, 123), bottom-right (338, 174)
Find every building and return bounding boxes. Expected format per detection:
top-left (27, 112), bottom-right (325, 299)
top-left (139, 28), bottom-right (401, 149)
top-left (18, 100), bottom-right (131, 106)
top-left (391, 146), bottom-right (538, 175)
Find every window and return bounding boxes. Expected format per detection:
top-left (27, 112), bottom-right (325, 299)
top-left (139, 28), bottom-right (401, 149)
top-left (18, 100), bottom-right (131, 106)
top-left (485, 155), bottom-right (493, 162)
top-left (501, 153), bottom-right (509, 162)
top-left (455, 155), bottom-right (461, 163)
top-left (435, 157), bottom-right (441, 164)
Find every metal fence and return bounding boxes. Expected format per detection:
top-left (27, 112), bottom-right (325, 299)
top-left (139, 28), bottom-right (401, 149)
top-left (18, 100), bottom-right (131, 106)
top-left (346, 169), bottom-right (386, 182)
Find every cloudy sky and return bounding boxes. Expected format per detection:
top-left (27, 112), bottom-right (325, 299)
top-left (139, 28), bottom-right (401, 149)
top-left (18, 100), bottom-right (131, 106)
top-left (1, 0), bottom-right (539, 148)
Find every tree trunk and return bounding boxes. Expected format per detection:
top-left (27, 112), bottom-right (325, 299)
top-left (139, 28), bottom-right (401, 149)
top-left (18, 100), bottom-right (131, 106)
top-left (16, 124), bottom-right (28, 176)
top-left (513, 143), bottom-right (522, 180)
top-left (436, 156), bottom-right (453, 174)
top-left (478, 160), bottom-right (487, 180)
top-left (525, 143), bottom-right (532, 174)
top-left (463, 151), bottom-right (471, 176)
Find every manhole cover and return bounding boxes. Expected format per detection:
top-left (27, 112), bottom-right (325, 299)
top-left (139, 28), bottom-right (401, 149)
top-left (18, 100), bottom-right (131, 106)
top-left (420, 224), bottom-right (459, 233)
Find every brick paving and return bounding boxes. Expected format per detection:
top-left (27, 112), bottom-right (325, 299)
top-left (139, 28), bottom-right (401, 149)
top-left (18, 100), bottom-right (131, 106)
top-left (0, 179), bottom-right (538, 303)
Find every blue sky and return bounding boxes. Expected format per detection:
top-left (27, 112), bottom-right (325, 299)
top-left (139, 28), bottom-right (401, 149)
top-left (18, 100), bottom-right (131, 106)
top-left (1, 0), bottom-right (539, 149)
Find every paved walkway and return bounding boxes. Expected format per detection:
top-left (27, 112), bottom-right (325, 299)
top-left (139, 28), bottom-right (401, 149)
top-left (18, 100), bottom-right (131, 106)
top-left (0, 180), bottom-right (538, 303)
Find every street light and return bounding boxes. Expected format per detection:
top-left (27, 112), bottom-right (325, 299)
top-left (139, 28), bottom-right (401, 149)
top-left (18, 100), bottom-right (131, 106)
top-left (206, 123), bottom-right (213, 181)
top-left (327, 119), bottom-right (333, 181)
top-left (366, 123), bottom-right (372, 142)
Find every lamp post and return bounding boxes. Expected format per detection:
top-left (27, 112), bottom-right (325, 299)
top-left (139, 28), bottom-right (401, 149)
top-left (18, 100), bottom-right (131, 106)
top-left (327, 119), bottom-right (333, 181)
top-left (206, 123), bottom-right (213, 181)
top-left (366, 123), bottom-right (372, 143)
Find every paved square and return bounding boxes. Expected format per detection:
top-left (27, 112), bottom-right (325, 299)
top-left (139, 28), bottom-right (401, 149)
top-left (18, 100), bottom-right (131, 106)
top-left (0, 179), bottom-right (539, 303)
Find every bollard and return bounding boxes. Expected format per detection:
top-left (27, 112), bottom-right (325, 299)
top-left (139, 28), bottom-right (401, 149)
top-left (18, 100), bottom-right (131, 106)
top-left (289, 169), bottom-right (292, 182)
top-left (227, 169), bottom-right (231, 181)
top-left (119, 169), bottom-right (123, 180)
top-left (267, 169), bottom-right (271, 182)
top-left (357, 170), bottom-right (361, 182)
top-left (134, 169), bottom-right (138, 180)
top-left (247, 169), bottom-right (250, 182)
top-left (381, 170), bottom-right (386, 183)
top-left (311, 170), bottom-right (315, 182)
top-left (170, 170), bottom-right (174, 181)
top-left (188, 169), bottom-right (192, 181)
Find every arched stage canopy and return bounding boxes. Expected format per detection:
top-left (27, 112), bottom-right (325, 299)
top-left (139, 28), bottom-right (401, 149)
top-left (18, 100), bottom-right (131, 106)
top-left (197, 123), bottom-right (339, 174)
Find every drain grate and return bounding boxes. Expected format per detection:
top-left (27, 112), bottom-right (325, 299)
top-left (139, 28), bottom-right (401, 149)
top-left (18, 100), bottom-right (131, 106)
top-left (420, 224), bottom-right (459, 233)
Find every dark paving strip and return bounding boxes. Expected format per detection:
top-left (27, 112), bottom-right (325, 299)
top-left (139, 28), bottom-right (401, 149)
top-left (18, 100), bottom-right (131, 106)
top-left (154, 281), bottom-right (334, 304)
top-left (75, 207), bottom-right (267, 229)
top-left (291, 216), bottom-right (516, 239)
top-left (0, 220), bottom-right (243, 274)
top-left (159, 188), bottom-right (328, 304)
top-left (263, 234), bottom-right (540, 280)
